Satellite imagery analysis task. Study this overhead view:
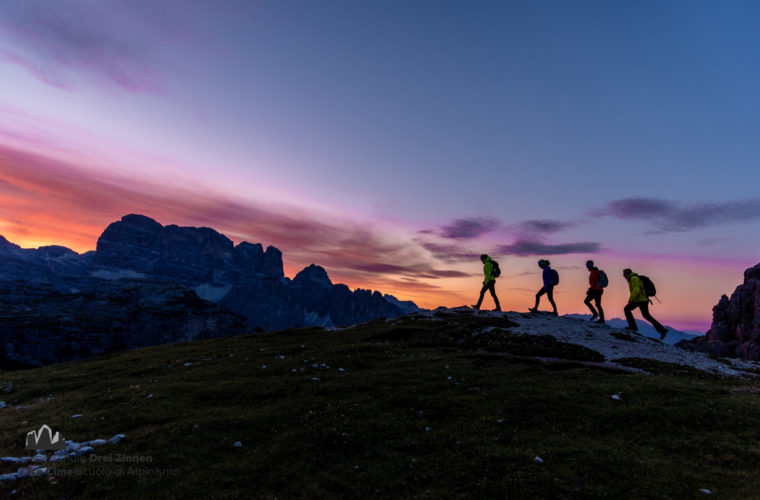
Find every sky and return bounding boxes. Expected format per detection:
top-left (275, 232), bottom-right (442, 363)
top-left (1, 0), bottom-right (759, 332)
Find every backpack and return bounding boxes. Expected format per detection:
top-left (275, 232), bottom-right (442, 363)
top-left (639, 275), bottom-right (656, 297)
top-left (597, 270), bottom-right (609, 288)
top-left (550, 269), bottom-right (559, 285)
top-left (491, 260), bottom-right (501, 278)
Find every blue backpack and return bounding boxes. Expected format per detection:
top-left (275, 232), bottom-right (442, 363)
top-left (550, 269), bottom-right (559, 285)
top-left (598, 270), bottom-right (609, 288)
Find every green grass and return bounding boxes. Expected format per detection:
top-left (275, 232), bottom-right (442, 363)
top-left (1, 312), bottom-right (759, 498)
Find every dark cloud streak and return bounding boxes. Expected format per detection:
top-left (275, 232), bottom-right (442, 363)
top-left (602, 197), bottom-right (760, 233)
top-left (498, 239), bottom-right (600, 256)
top-left (514, 219), bottom-right (575, 235)
top-left (440, 217), bottom-right (501, 240)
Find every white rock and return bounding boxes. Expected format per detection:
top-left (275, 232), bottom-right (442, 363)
top-left (65, 441), bottom-right (80, 451)
top-left (108, 434), bottom-right (126, 444)
top-left (611, 395), bottom-right (622, 401)
top-left (15, 468), bottom-right (28, 478)
top-left (32, 467), bottom-right (47, 476)
top-left (338, 368), bottom-right (346, 372)
top-left (425, 427), bottom-right (431, 432)
top-left (233, 441), bottom-right (242, 447)
top-left (0, 473), bottom-right (18, 482)
top-left (699, 489), bottom-right (712, 495)
top-left (32, 454), bottom-right (47, 463)
top-left (311, 377), bottom-right (320, 381)
top-left (89, 439), bottom-right (107, 446)
top-left (260, 365), bottom-right (267, 369)
top-left (1, 457), bottom-right (20, 464)
top-left (74, 446), bottom-right (94, 456)
top-left (71, 414), bottom-right (83, 419)
top-left (534, 456), bottom-right (544, 463)
top-left (0, 401), bottom-right (6, 409)
top-left (147, 394), bottom-right (153, 399)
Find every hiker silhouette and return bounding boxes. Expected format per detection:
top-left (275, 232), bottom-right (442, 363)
top-left (472, 254), bottom-right (501, 311)
top-left (584, 260), bottom-right (605, 323)
top-left (622, 268), bottom-right (668, 340)
top-left (529, 259), bottom-right (558, 315)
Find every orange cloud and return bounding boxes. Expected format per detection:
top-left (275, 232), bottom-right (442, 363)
top-left (0, 143), bottom-right (473, 308)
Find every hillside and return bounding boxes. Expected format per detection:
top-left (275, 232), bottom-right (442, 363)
top-left (1, 308), bottom-right (760, 498)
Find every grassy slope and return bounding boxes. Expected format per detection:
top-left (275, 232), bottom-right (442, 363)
top-left (1, 310), bottom-right (759, 499)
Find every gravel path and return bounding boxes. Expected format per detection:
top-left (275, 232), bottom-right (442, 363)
top-left (412, 308), bottom-right (760, 377)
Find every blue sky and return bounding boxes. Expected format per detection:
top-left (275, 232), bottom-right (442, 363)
top-left (1, 0), bottom-right (759, 329)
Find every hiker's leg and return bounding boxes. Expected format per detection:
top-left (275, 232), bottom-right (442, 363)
top-left (534, 287), bottom-right (546, 309)
top-left (488, 282), bottom-right (501, 310)
top-left (584, 290), bottom-right (598, 316)
top-left (639, 302), bottom-right (666, 333)
top-left (596, 292), bottom-right (604, 321)
top-left (547, 286), bottom-right (557, 313)
top-left (475, 283), bottom-right (488, 309)
top-left (623, 302), bottom-right (638, 329)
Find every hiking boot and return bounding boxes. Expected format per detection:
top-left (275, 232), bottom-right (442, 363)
top-left (595, 319), bottom-right (605, 324)
top-left (471, 304), bottom-right (480, 310)
top-left (658, 327), bottom-right (668, 340)
top-left (590, 314), bottom-right (599, 321)
top-left (551, 311), bottom-right (558, 316)
top-left (528, 307), bottom-right (538, 313)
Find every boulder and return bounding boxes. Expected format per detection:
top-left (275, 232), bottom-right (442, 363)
top-left (677, 263), bottom-right (760, 360)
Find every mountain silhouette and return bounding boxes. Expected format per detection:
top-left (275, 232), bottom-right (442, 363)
top-left (0, 215), bottom-right (419, 367)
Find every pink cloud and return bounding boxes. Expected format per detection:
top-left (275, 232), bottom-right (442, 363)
top-left (0, 1), bottom-right (167, 93)
top-left (0, 143), bottom-right (471, 308)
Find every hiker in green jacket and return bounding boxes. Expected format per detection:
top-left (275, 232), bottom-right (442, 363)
top-left (623, 268), bottom-right (668, 340)
top-left (472, 254), bottom-right (501, 311)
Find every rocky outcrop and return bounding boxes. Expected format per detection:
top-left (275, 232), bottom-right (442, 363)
top-left (677, 263), bottom-right (760, 360)
top-left (92, 214), bottom-right (284, 284)
top-left (0, 214), bottom-right (419, 365)
top-left (0, 279), bottom-right (249, 368)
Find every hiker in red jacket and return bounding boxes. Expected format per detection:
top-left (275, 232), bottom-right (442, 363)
top-left (584, 260), bottom-right (605, 323)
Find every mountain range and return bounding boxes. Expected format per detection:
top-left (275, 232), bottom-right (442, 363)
top-left (0, 214), bottom-right (418, 367)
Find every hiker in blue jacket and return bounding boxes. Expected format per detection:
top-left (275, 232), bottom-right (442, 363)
top-left (529, 259), bottom-right (558, 315)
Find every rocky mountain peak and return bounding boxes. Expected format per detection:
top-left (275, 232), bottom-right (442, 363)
top-left (294, 264), bottom-right (332, 287)
top-left (0, 235), bottom-right (21, 252)
top-left (677, 262), bottom-right (760, 360)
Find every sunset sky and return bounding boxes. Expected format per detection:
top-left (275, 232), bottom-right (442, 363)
top-left (1, 0), bottom-right (759, 332)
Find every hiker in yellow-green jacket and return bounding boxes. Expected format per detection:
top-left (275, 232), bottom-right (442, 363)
top-left (623, 268), bottom-right (668, 340)
top-left (472, 254), bottom-right (501, 311)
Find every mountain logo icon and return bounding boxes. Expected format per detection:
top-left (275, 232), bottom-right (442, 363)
top-left (25, 424), bottom-right (66, 451)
